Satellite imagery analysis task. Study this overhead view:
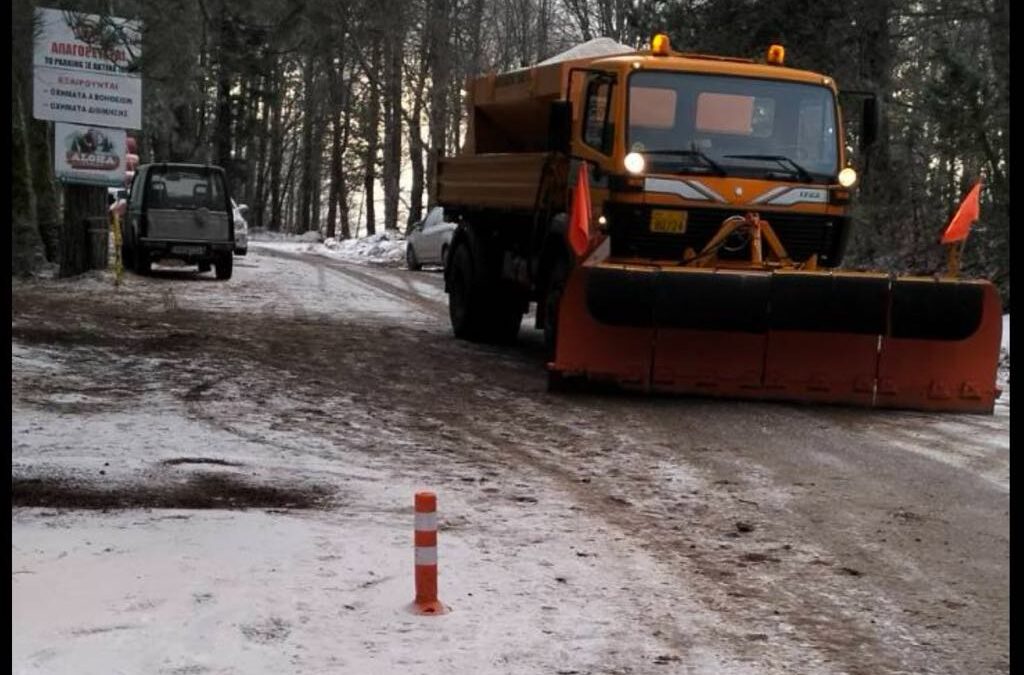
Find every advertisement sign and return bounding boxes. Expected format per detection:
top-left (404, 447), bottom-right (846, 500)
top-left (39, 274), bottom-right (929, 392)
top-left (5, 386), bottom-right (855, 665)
top-left (54, 122), bottom-right (128, 186)
top-left (33, 7), bottom-right (142, 129)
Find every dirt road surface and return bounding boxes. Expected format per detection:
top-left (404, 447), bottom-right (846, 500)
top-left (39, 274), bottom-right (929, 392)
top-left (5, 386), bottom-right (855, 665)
top-left (12, 245), bottom-right (1009, 674)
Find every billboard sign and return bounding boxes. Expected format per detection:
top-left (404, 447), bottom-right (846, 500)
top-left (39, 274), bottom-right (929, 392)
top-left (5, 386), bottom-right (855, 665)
top-left (33, 8), bottom-right (142, 129)
top-left (54, 122), bottom-right (128, 186)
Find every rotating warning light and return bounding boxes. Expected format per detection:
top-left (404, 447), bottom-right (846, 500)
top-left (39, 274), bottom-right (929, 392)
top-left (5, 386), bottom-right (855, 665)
top-left (767, 44), bottom-right (785, 65)
top-left (651, 34), bottom-right (671, 56)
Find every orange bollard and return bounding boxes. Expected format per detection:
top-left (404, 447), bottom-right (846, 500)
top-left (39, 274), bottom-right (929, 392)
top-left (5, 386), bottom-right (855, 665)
top-left (412, 491), bottom-right (447, 615)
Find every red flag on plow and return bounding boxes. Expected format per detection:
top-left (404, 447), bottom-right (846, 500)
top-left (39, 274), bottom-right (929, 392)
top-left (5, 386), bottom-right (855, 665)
top-left (568, 163), bottom-right (591, 257)
top-left (941, 180), bottom-right (982, 244)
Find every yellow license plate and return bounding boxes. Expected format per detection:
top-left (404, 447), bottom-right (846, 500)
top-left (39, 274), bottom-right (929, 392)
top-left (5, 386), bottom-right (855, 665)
top-left (650, 209), bottom-right (688, 234)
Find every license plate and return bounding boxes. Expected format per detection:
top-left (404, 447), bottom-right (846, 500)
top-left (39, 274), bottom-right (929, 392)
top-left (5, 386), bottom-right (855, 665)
top-left (650, 209), bottom-right (688, 234)
top-left (171, 245), bottom-right (206, 256)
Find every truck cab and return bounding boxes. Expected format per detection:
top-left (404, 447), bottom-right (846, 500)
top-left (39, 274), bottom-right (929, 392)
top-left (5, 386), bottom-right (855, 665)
top-left (570, 47), bottom-right (856, 267)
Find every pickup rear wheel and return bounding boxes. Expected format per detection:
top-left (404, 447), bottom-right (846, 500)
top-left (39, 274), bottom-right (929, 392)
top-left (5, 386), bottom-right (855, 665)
top-left (133, 247), bottom-right (151, 275)
top-left (214, 254), bottom-right (233, 280)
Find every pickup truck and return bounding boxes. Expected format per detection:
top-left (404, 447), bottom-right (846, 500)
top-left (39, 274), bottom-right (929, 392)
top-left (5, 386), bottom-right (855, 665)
top-left (122, 163), bottom-right (235, 279)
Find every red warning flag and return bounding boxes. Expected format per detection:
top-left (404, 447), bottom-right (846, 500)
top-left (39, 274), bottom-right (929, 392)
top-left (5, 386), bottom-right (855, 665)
top-left (941, 180), bottom-right (982, 244)
top-left (568, 162), bottom-right (592, 257)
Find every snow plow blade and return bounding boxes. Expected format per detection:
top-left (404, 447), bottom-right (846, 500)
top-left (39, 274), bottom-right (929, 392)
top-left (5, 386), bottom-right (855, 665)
top-left (549, 263), bottom-right (1002, 413)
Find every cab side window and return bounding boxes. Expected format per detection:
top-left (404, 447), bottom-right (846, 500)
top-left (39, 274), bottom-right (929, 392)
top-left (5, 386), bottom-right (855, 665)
top-left (583, 77), bottom-right (615, 155)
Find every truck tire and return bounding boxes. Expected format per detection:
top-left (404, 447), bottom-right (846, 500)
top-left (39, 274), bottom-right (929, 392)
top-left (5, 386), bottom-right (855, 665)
top-left (448, 242), bottom-right (486, 340)
top-left (198, 261), bottom-right (212, 273)
top-left (215, 254), bottom-right (233, 280)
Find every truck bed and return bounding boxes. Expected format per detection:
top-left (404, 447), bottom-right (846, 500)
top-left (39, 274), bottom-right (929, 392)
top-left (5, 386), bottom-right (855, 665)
top-left (436, 153), bottom-right (553, 213)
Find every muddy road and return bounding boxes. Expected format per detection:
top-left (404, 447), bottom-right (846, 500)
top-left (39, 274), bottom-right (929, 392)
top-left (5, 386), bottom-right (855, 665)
top-left (12, 245), bottom-right (1008, 674)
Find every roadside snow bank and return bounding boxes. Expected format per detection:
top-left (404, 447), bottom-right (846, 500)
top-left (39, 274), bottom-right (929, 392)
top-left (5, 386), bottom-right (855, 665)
top-left (322, 231), bottom-right (406, 264)
top-left (252, 230), bottom-right (407, 266)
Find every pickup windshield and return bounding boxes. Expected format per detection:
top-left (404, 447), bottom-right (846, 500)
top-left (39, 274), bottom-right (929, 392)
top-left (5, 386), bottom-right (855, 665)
top-left (147, 168), bottom-right (228, 211)
top-left (628, 71), bottom-right (839, 182)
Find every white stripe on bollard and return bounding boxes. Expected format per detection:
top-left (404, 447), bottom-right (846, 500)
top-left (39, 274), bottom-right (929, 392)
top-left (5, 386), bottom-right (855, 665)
top-left (415, 546), bottom-right (438, 565)
top-left (414, 512), bottom-right (437, 531)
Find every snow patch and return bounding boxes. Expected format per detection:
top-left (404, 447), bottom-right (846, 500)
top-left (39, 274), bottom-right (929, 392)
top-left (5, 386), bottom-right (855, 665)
top-left (253, 230), bottom-right (408, 266)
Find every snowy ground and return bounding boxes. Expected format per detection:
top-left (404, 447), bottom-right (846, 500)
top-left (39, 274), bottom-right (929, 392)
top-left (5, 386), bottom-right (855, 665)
top-left (12, 249), bottom-right (1009, 674)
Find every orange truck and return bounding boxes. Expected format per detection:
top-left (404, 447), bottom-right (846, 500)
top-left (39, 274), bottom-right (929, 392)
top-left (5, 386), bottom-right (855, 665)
top-left (434, 36), bottom-right (1001, 413)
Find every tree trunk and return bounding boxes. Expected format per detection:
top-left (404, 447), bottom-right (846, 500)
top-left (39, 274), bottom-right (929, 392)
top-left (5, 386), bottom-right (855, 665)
top-left (269, 69), bottom-right (284, 231)
top-left (426, 0), bottom-right (450, 208)
top-left (59, 185), bottom-right (106, 278)
top-left (382, 27), bottom-right (403, 231)
top-left (363, 42), bottom-right (382, 237)
top-left (12, 63), bottom-right (45, 276)
top-left (28, 120), bottom-right (60, 263)
top-left (299, 48), bottom-right (317, 233)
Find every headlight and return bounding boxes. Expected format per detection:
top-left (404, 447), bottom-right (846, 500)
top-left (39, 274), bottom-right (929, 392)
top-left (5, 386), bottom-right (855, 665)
top-left (838, 167), bottom-right (857, 187)
top-left (624, 152), bottom-right (646, 174)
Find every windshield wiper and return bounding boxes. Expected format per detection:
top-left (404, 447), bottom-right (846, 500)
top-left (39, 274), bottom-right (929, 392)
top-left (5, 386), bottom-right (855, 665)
top-left (722, 154), bottom-right (813, 183)
top-left (644, 149), bottom-right (727, 176)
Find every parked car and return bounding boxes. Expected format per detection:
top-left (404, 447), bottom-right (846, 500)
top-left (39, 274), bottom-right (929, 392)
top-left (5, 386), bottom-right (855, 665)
top-left (122, 163), bottom-right (235, 280)
top-left (406, 206), bottom-right (456, 270)
top-left (232, 199), bottom-right (249, 256)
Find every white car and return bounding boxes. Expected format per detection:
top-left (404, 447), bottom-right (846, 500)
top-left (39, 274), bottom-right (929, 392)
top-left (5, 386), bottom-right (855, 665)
top-left (231, 199), bottom-right (249, 256)
top-left (406, 206), bottom-right (455, 270)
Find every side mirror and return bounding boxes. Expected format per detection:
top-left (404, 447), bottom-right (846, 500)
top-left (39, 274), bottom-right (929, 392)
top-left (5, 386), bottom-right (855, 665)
top-left (861, 96), bottom-right (880, 150)
top-left (548, 100), bottom-right (572, 154)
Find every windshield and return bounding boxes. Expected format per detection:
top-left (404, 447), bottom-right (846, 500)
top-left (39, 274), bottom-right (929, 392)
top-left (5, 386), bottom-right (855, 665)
top-left (628, 71), bottom-right (839, 182)
top-left (147, 168), bottom-right (228, 211)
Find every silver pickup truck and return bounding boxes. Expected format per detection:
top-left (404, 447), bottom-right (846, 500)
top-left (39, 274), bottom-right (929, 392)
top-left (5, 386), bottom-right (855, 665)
top-left (122, 163), bottom-right (235, 280)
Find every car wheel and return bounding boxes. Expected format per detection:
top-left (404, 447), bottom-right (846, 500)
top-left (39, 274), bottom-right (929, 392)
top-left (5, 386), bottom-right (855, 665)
top-left (406, 243), bottom-right (422, 271)
top-left (215, 254), bottom-right (233, 280)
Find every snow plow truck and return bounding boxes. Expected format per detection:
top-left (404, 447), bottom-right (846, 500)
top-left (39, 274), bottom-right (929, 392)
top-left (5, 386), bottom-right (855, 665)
top-left (434, 35), bottom-right (1002, 414)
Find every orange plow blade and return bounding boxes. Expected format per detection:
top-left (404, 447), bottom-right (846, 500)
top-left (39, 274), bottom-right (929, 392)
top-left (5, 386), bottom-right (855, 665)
top-left (549, 263), bottom-right (1002, 413)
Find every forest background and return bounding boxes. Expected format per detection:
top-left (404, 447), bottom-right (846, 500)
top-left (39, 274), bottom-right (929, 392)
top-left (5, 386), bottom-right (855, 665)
top-left (11, 0), bottom-right (1010, 306)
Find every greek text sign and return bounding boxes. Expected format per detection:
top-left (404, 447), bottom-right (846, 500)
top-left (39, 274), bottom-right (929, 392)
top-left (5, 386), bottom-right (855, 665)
top-left (33, 7), bottom-right (142, 129)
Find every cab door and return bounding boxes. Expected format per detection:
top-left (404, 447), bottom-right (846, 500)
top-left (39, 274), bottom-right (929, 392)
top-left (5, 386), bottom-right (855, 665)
top-left (570, 70), bottom-right (619, 221)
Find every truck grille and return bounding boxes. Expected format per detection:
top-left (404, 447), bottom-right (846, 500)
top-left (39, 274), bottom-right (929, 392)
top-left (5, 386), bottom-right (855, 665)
top-left (605, 204), bottom-right (850, 268)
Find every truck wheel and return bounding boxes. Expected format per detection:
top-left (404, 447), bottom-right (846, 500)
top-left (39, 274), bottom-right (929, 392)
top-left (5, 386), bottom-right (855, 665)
top-left (406, 244), bottom-right (422, 271)
top-left (448, 243), bottom-right (484, 340)
top-left (198, 261), bottom-right (212, 274)
top-left (215, 254), bottom-right (233, 280)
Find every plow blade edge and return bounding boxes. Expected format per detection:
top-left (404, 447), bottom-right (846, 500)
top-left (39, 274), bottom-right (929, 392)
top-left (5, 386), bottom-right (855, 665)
top-left (549, 265), bottom-right (1002, 413)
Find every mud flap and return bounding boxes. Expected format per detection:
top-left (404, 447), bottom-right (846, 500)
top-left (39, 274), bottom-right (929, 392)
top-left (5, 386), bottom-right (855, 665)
top-left (551, 263), bottom-right (1002, 413)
